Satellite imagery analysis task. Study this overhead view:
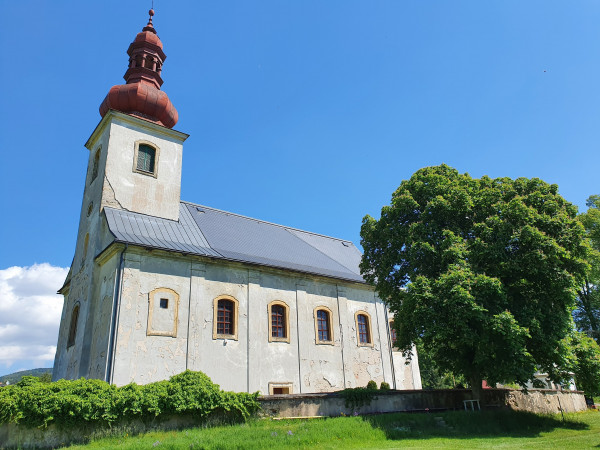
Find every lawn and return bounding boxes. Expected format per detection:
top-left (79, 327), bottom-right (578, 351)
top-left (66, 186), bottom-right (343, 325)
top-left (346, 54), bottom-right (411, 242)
top-left (66, 409), bottom-right (600, 449)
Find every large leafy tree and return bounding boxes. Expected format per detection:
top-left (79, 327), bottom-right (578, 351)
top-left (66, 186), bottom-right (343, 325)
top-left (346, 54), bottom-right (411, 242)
top-left (360, 165), bottom-right (588, 400)
top-left (575, 195), bottom-right (600, 342)
top-left (567, 330), bottom-right (600, 397)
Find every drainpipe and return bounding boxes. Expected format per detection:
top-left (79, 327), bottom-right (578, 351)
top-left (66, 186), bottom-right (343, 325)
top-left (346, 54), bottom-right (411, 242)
top-left (106, 244), bottom-right (127, 384)
top-left (336, 284), bottom-right (347, 389)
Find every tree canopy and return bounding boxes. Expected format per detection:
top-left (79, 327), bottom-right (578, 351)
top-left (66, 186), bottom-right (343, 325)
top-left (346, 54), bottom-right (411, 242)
top-left (360, 165), bottom-right (589, 398)
top-left (575, 195), bottom-right (600, 342)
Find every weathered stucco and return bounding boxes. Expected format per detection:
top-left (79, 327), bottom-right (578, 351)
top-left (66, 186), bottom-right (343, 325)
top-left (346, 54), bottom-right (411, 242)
top-left (53, 111), bottom-right (421, 394)
top-left (105, 248), bottom-right (420, 393)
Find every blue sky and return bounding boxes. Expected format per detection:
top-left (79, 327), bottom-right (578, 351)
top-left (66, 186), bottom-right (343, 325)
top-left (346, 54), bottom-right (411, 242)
top-left (0, 1), bottom-right (599, 373)
top-left (1, 1), bottom-right (599, 269)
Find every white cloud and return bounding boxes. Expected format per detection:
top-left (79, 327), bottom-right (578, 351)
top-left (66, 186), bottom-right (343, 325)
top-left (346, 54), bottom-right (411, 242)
top-left (0, 263), bottom-right (68, 374)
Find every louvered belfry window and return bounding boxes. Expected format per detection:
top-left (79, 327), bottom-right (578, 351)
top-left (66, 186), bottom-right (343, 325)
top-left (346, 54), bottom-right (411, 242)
top-left (137, 144), bottom-right (156, 173)
top-left (357, 314), bottom-right (370, 344)
top-left (317, 309), bottom-right (330, 342)
top-left (271, 305), bottom-right (286, 338)
top-left (217, 299), bottom-right (234, 335)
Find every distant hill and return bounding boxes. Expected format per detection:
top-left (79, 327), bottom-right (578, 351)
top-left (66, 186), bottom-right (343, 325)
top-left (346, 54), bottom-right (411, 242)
top-left (0, 368), bottom-right (52, 385)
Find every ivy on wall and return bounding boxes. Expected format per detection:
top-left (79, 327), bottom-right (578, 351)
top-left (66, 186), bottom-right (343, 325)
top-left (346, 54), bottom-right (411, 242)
top-left (0, 371), bottom-right (260, 429)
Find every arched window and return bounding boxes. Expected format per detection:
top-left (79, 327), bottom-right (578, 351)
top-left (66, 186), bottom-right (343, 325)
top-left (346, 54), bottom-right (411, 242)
top-left (355, 311), bottom-right (373, 346)
top-left (268, 301), bottom-right (290, 343)
top-left (213, 295), bottom-right (239, 340)
top-left (67, 303), bottom-right (80, 348)
top-left (91, 147), bottom-right (100, 182)
top-left (389, 320), bottom-right (397, 347)
top-left (314, 307), bottom-right (334, 344)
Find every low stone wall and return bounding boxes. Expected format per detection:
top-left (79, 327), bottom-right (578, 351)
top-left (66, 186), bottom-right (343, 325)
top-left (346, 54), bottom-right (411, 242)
top-left (258, 388), bottom-right (587, 418)
top-left (0, 414), bottom-right (206, 449)
top-left (0, 389), bottom-right (587, 448)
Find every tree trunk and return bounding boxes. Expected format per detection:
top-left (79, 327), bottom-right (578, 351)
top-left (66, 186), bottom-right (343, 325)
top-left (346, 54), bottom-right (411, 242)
top-left (469, 376), bottom-right (484, 405)
top-left (581, 280), bottom-right (600, 341)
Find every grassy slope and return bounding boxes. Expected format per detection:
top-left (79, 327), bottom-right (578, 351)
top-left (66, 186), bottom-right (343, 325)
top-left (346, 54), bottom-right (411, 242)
top-left (69, 409), bottom-right (600, 449)
top-left (0, 368), bottom-right (52, 384)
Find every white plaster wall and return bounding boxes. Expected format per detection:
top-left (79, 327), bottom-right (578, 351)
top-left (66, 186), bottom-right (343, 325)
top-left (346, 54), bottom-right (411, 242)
top-left (86, 255), bottom-right (120, 380)
top-left (111, 251), bottom-right (191, 386)
top-left (300, 281), bottom-right (345, 392)
top-left (248, 272), bottom-right (300, 394)
top-left (187, 262), bottom-right (249, 393)
top-left (104, 249), bottom-right (421, 394)
top-left (97, 112), bottom-right (187, 221)
top-left (54, 111), bottom-right (187, 381)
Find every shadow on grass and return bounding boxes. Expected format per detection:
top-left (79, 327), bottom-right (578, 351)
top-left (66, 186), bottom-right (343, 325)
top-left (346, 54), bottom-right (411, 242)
top-left (362, 409), bottom-right (588, 441)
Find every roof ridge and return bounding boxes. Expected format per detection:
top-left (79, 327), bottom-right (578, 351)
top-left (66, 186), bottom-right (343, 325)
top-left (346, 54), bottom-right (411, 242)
top-left (181, 200), bottom-right (357, 245)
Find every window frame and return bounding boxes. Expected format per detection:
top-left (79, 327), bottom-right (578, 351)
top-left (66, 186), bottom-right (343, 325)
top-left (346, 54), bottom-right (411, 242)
top-left (313, 306), bottom-right (334, 345)
top-left (268, 300), bottom-right (290, 343)
top-left (67, 302), bottom-right (80, 348)
top-left (355, 311), bottom-right (374, 347)
top-left (268, 382), bottom-right (293, 395)
top-left (132, 140), bottom-right (160, 178)
top-left (212, 295), bottom-right (239, 341)
top-left (389, 319), bottom-right (397, 349)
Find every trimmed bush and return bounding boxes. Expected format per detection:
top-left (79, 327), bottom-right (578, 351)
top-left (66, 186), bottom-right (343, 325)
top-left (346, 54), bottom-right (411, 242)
top-left (366, 380), bottom-right (377, 390)
top-left (380, 382), bottom-right (391, 390)
top-left (0, 370), bottom-right (259, 429)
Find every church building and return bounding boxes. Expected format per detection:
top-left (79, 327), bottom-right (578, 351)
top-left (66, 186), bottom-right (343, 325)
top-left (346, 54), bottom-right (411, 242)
top-left (52, 10), bottom-right (422, 394)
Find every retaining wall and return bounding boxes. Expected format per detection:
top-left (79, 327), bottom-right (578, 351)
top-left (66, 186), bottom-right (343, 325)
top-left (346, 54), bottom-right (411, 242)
top-left (0, 389), bottom-right (587, 448)
top-left (258, 388), bottom-right (587, 418)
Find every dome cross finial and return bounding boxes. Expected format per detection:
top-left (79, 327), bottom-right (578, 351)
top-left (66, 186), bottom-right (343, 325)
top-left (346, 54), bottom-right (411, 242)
top-left (143, 8), bottom-right (157, 34)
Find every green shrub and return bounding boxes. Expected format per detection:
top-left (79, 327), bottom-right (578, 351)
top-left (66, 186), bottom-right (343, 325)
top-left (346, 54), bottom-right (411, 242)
top-left (340, 387), bottom-right (377, 409)
top-left (366, 380), bottom-right (377, 390)
top-left (0, 370), bottom-right (259, 430)
top-left (380, 382), bottom-right (391, 390)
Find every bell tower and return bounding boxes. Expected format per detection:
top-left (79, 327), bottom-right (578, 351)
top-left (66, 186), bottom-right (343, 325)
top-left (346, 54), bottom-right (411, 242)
top-left (53, 10), bottom-right (188, 381)
top-left (79, 9), bottom-right (189, 224)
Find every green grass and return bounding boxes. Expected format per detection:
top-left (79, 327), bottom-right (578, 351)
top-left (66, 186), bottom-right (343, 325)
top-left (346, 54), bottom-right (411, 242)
top-left (67, 409), bottom-right (600, 449)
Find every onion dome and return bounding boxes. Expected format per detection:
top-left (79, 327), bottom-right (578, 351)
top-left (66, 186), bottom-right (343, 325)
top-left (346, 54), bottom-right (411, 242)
top-left (99, 9), bottom-right (178, 128)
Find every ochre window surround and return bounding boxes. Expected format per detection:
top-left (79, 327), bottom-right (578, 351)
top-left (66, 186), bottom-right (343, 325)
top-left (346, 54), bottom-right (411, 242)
top-left (314, 306), bottom-right (334, 345)
top-left (133, 140), bottom-right (160, 178)
top-left (268, 300), bottom-right (290, 343)
top-left (212, 295), bottom-right (239, 340)
top-left (67, 302), bottom-right (80, 348)
top-left (355, 311), bottom-right (374, 347)
top-left (268, 382), bottom-right (293, 395)
top-left (147, 287), bottom-right (180, 337)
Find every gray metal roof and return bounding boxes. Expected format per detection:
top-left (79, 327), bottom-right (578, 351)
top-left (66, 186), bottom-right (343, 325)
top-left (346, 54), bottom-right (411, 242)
top-left (104, 202), bottom-right (365, 283)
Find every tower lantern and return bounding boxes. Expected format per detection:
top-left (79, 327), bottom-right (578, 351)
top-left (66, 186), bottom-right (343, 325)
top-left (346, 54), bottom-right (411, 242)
top-left (99, 9), bottom-right (178, 128)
